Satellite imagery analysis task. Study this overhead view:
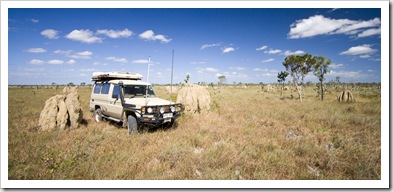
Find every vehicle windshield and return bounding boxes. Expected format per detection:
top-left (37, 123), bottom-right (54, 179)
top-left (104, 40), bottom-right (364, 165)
top-left (123, 85), bottom-right (156, 98)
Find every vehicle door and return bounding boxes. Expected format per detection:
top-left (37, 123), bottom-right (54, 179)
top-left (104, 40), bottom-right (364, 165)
top-left (106, 84), bottom-right (123, 119)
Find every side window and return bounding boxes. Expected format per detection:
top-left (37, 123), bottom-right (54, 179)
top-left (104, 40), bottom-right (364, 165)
top-left (112, 85), bottom-right (120, 98)
top-left (94, 84), bottom-right (102, 94)
top-left (101, 83), bottom-right (110, 94)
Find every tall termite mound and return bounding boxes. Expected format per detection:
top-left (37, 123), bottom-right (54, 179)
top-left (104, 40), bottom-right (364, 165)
top-left (39, 87), bottom-right (83, 131)
top-left (337, 90), bottom-right (355, 102)
top-left (176, 84), bottom-right (211, 114)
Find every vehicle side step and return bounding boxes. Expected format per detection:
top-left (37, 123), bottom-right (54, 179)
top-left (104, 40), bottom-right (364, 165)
top-left (104, 116), bottom-right (122, 123)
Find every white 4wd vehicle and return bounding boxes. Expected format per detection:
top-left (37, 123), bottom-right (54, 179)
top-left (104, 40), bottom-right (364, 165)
top-left (89, 72), bottom-right (183, 134)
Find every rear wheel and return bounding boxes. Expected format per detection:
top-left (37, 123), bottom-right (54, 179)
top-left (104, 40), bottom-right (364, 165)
top-left (94, 108), bottom-right (104, 122)
top-left (127, 115), bottom-right (138, 134)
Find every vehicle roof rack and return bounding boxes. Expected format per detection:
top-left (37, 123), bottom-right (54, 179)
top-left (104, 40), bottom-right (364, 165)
top-left (91, 72), bottom-right (143, 81)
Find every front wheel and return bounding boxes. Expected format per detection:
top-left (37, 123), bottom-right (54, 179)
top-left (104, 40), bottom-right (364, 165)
top-left (127, 115), bottom-right (138, 134)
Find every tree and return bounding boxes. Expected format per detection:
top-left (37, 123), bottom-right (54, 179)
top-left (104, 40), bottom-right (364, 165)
top-left (313, 56), bottom-right (331, 101)
top-left (335, 76), bottom-right (340, 83)
top-left (282, 53), bottom-right (316, 102)
top-left (277, 71), bottom-right (289, 98)
top-left (218, 75), bottom-right (227, 85)
top-left (184, 74), bottom-right (190, 84)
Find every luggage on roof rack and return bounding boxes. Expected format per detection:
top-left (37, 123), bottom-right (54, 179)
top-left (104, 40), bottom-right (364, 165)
top-left (91, 72), bottom-right (143, 81)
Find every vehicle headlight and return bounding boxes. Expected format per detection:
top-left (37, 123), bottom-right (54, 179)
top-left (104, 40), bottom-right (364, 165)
top-left (170, 106), bottom-right (176, 112)
top-left (147, 107), bottom-right (153, 113)
top-left (159, 107), bottom-right (165, 114)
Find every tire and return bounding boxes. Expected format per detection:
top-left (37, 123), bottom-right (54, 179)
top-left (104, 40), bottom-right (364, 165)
top-left (94, 108), bottom-right (104, 122)
top-left (127, 115), bottom-right (138, 134)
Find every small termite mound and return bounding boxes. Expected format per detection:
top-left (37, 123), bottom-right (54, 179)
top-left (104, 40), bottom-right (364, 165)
top-left (264, 84), bottom-right (275, 92)
top-left (176, 84), bottom-right (211, 114)
top-left (337, 90), bottom-right (355, 102)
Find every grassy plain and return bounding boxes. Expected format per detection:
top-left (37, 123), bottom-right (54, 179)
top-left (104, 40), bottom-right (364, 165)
top-left (8, 85), bottom-right (381, 180)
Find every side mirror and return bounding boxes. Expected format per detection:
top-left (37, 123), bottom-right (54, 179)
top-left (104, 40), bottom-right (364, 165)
top-left (112, 94), bottom-right (119, 99)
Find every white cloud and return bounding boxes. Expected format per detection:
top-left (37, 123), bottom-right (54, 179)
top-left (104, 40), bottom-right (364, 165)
top-left (230, 72), bottom-right (248, 79)
top-left (340, 44), bottom-right (377, 56)
top-left (359, 54), bottom-right (372, 58)
top-left (265, 49), bottom-right (281, 54)
top-left (259, 73), bottom-right (275, 77)
top-left (96, 29), bottom-right (133, 38)
top-left (41, 29), bottom-right (59, 39)
top-left (253, 68), bottom-right (267, 71)
top-left (368, 58), bottom-right (381, 62)
top-left (21, 68), bottom-right (45, 72)
top-left (197, 67), bottom-right (218, 73)
top-left (262, 58), bottom-right (275, 63)
top-left (54, 50), bottom-right (92, 59)
top-left (28, 59), bottom-right (45, 65)
top-left (47, 60), bottom-right (64, 65)
top-left (283, 50), bottom-right (305, 56)
top-left (31, 19), bottom-right (39, 23)
top-left (27, 48), bottom-right (46, 53)
top-left (106, 57), bottom-right (128, 63)
top-left (334, 18), bottom-right (380, 34)
top-left (327, 70), bottom-right (368, 79)
top-left (206, 67), bottom-right (218, 72)
top-left (70, 51), bottom-right (93, 59)
top-left (200, 43), bottom-right (221, 50)
top-left (54, 50), bottom-right (73, 55)
top-left (328, 8), bottom-right (339, 13)
top-left (66, 59), bottom-right (76, 64)
top-left (330, 63), bottom-right (344, 68)
top-left (80, 68), bottom-right (98, 72)
top-left (65, 29), bottom-right (102, 44)
top-left (223, 47), bottom-right (235, 53)
top-left (288, 15), bottom-right (381, 39)
top-left (216, 72), bottom-right (248, 79)
top-left (190, 61), bottom-right (206, 64)
top-left (229, 67), bottom-right (245, 71)
top-left (254, 68), bottom-right (279, 77)
top-left (256, 45), bottom-right (268, 51)
top-left (139, 30), bottom-right (171, 43)
top-left (131, 59), bottom-right (150, 64)
top-left (357, 28), bottom-right (381, 38)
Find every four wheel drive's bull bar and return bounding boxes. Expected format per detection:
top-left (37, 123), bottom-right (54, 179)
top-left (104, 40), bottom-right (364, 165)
top-left (117, 81), bottom-right (183, 126)
top-left (122, 103), bottom-right (183, 126)
top-left (136, 104), bottom-right (183, 126)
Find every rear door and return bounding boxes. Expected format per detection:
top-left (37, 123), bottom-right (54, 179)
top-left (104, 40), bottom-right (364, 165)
top-left (91, 82), bottom-right (109, 114)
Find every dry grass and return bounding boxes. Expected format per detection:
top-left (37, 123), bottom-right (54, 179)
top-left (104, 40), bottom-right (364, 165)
top-left (8, 85), bottom-right (381, 180)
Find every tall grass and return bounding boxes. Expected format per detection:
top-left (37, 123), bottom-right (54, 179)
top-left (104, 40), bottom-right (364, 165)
top-left (8, 86), bottom-right (381, 180)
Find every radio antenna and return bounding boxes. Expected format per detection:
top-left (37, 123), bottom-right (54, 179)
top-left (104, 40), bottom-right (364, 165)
top-left (145, 56), bottom-right (151, 105)
top-left (171, 49), bottom-right (174, 100)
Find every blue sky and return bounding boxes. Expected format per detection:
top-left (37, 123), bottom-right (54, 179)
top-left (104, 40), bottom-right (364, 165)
top-left (7, 7), bottom-right (383, 85)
